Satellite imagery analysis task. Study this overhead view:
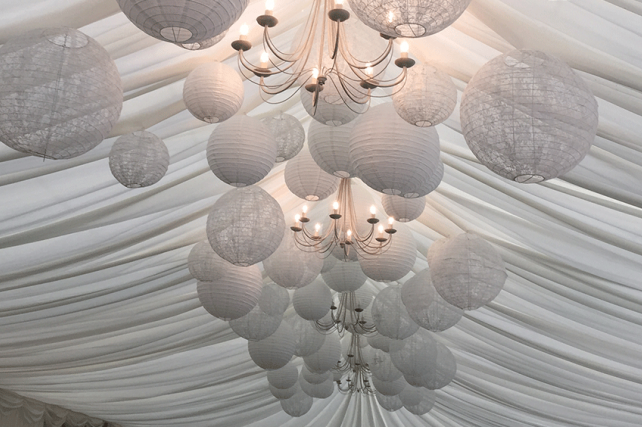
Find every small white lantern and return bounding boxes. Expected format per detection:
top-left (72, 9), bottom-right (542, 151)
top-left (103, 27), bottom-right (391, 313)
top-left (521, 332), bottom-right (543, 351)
top-left (248, 322), bottom-right (296, 370)
top-left (196, 264), bottom-right (262, 321)
top-left (285, 147), bottom-right (340, 201)
top-left (183, 62), bottom-right (244, 123)
top-left (262, 113), bottom-right (305, 162)
top-left (371, 285), bottom-right (419, 340)
top-left (293, 279), bottom-right (333, 321)
top-left (187, 241), bottom-right (229, 282)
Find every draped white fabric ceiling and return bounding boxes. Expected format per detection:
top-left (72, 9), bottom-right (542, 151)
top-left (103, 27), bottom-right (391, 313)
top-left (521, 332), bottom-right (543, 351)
top-left (1, 0), bottom-right (641, 426)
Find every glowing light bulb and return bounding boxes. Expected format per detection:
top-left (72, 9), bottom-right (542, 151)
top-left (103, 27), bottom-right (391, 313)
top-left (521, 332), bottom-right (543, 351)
top-left (265, 0), bottom-right (274, 11)
top-left (388, 217), bottom-right (395, 228)
top-left (388, 11), bottom-right (394, 23)
top-left (370, 205), bottom-right (376, 215)
top-left (295, 214), bottom-right (301, 222)
top-left (365, 63), bottom-right (373, 77)
top-left (333, 201), bottom-right (339, 210)
top-left (302, 205), bottom-right (308, 214)
top-left (315, 223), bottom-right (321, 232)
top-left (335, 0), bottom-right (343, 4)
top-left (400, 41), bottom-right (409, 53)
top-left (311, 68), bottom-right (319, 85)
top-left (260, 51), bottom-right (269, 67)
top-left (347, 229), bottom-right (352, 238)
top-left (240, 23), bottom-right (249, 36)
top-left (378, 225), bottom-right (384, 234)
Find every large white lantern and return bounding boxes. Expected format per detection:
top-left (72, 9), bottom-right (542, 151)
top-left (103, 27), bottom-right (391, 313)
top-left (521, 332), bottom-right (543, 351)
top-left (248, 322), bottom-right (296, 370)
top-left (270, 382), bottom-right (300, 400)
top-left (293, 279), bottom-right (333, 321)
top-left (264, 229), bottom-right (323, 289)
top-left (428, 233), bottom-right (507, 310)
top-left (372, 376), bottom-right (406, 397)
top-left (280, 390), bottom-right (313, 417)
top-left (308, 120), bottom-right (356, 178)
top-left (116, 0), bottom-right (248, 44)
top-left (349, 103), bottom-right (442, 198)
top-left (267, 364), bottom-right (299, 390)
top-left (228, 305), bottom-right (281, 341)
top-left (369, 349), bottom-right (403, 382)
top-left (284, 147), bottom-right (340, 201)
top-left (400, 386), bottom-right (436, 415)
top-left (401, 269), bottom-right (463, 332)
top-left (322, 261), bottom-right (367, 293)
top-left (359, 223), bottom-right (417, 282)
top-left (347, 0), bottom-right (471, 38)
top-left (371, 285), bottom-right (418, 340)
top-left (301, 82), bottom-right (366, 126)
top-left (300, 376), bottom-right (334, 399)
top-left (0, 27), bottom-right (122, 159)
top-left (367, 333), bottom-right (397, 353)
top-left (207, 115), bottom-right (277, 187)
top-left (393, 64), bottom-right (457, 127)
top-left (109, 131), bottom-right (169, 188)
top-left (287, 315), bottom-right (326, 357)
top-left (404, 340), bottom-right (457, 390)
top-left (184, 62), bottom-right (244, 123)
top-left (382, 195), bottom-right (425, 223)
top-left (258, 283), bottom-right (290, 317)
top-left (196, 264), bottom-right (262, 320)
top-left (187, 241), bottom-right (229, 282)
top-left (262, 113), bottom-right (305, 162)
top-left (303, 332), bottom-right (341, 373)
top-left (206, 186), bottom-right (285, 267)
top-left (375, 392), bottom-right (403, 412)
top-left (301, 365), bottom-right (331, 385)
top-left (460, 49), bottom-right (599, 183)
top-left (389, 330), bottom-right (436, 378)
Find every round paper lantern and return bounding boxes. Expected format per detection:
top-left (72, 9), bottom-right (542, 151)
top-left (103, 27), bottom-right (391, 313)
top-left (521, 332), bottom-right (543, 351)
top-left (258, 283), bottom-right (290, 317)
top-left (359, 223), bottom-right (417, 282)
top-left (371, 285), bottom-right (419, 340)
top-left (300, 82), bottom-right (367, 126)
top-left (293, 279), bottom-right (333, 321)
top-left (308, 120), bottom-right (356, 178)
top-left (321, 255), bottom-right (338, 274)
top-left (301, 365), bottom-right (331, 385)
top-left (280, 390), bottom-right (313, 417)
top-left (207, 115), bottom-right (277, 187)
top-left (116, 0), bottom-right (248, 44)
top-left (353, 283), bottom-right (376, 311)
top-left (228, 305), bottom-right (282, 341)
top-left (300, 377), bottom-right (334, 399)
top-left (428, 233), bottom-right (507, 310)
top-left (382, 195), bottom-right (425, 223)
top-left (401, 269), bottom-right (463, 332)
top-left (322, 261), bottom-right (367, 293)
top-left (331, 245), bottom-right (358, 262)
top-left (270, 382), bottom-right (300, 400)
top-left (267, 364), bottom-right (299, 390)
top-left (187, 241), bottom-right (229, 282)
top-left (196, 264), bottom-right (262, 320)
top-left (369, 349), bottom-right (403, 382)
top-left (183, 62), bottom-right (244, 124)
top-left (109, 131), bottom-right (169, 188)
top-left (303, 332), bottom-right (341, 373)
top-left (0, 27), bottom-right (122, 159)
top-left (206, 186), bottom-right (285, 267)
top-left (400, 386), bottom-right (436, 415)
top-left (393, 64), bottom-right (457, 127)
top-left (262, 113), bottom-right (305, 162)
top-left (264, 229), bottom-right (323, 289)
top-left (376, 392), bottom-right (403, 412)
top-left (285, 148), bottom-right (340, 201)
top-left (248, 322), bottom-right (296, 370)
top-left (349, 103), bottom-right (441, 198)
top-left (175, 30), bottom-right (227, 50)
top-left (460, 49), bottom-right (599, 183)
top-left (389, 330), bottom-right (439, 379)
top-left (372, 376), bottom-right (406, 396)
top-left (287, 315), bottom-right (326, 357)
top-left (347, 0), bottom-right (471, 38)
top-left (402, 340), bottom-right (457, 390)
top-left (367, 333), bottom-right (397, 353)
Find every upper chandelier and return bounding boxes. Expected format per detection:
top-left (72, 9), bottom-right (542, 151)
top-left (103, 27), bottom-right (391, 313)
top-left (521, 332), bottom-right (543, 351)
top-left (231, 0), bottom-right (417, 109)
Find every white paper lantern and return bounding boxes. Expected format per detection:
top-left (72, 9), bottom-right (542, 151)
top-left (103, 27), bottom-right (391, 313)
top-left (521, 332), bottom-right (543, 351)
top-left (293, 279), bottom-right (333, 321)
top-left (353, 283), bottom-right (376, 311)
top-left (248, 322), bottom-right (296, 370)
top-left (390, 330), bottom-right (434, 377)
top-left (367, 333), bottom-right (397, 353)
top-left (372, 376), bottom-right (406, 397)
top-left (375, 392), bottom-right (403, 412)
top-left (0, 27), bottom-right (122, 159)
top-left (401, 269), bottom-right (463, 332)
top-left (303, 332), bottom-right (341, 373)
top-left (403, 340), bottom-right (457, 390)
top-left (267, 364), bottom-right (299, 390)
top-left (228, 305), bottom-right (282, 341)
top-left (207, 115), bottom-right (276, 187)
top-left (206, 186), bottom-right (285, 267)
top-left (428, 233), bottom-right (507, 310)
top-left (258, 283), bottom-right (290, 317)
top-left (187, 241), bottom-right (229, 282)
top-left (322, 261), bottom-right (367, 293)
top-left (369, 349), bottom-right (403, 382)
top-left (301, 365), bottom-right (332, 385)
top-left (264, 229), bottom-right (323, 289)
top-left (270, 382), bottom-right (300, 399)
top-left (400, 386), bottom-right (436, 415)
top-left (460, 49), bottom-right (599, 183)
top-left (372, 285), bottom-right (418, 340)
top-left (300, 376), bottom-right (334, 399)
top-left (382, 195), bottom-right (425, 223)
top-left (285, 148), bottom-right (340, 201)
top-left (308, 120), bottom-right (357, 178)
top-left (280, 390), bottom-right (313, 417)
top-left (349, 103), bottom-right (441, 198)
top-left (347, 0), bottom-right (471, 37)
top-left (175, 30), bottom-right (227, 50)
top-left (183, 62), bottom-right (244, 124)
top-left (301, 82), bottom-right (367, 126)
top-left (359, 223), bottom-right (417, 282)
top-left (287, 315), bottom-right (326, 357)
top-left (109, 131), bottom-right (169, 188)
top-left (321, 256), bottom-right (338, 274)
top-left (116, 0), bottom-right (248, 44)
top-left (196, 264), bottom-right (262, 321)
top-left (262, 113), bottom-right (305, 162)
top-left (393, 64), bottom-right (457, 127)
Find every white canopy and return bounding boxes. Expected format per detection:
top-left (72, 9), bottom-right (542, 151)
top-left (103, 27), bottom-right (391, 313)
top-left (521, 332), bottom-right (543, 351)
top-left (0, 1), bottom-right (641, 426)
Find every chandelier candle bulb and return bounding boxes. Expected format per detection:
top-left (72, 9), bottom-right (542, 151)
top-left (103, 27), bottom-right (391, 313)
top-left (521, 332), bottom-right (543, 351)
top-left (265, 0), bottom-right (274, 15)
top-left (240, 24), bottom-right (249, 40)
top-left (330, 201), bottom-right (341, 219)
top-left (301, 205), bottom-right (310, 223)
top-left (385, 217), bottom-right (397, 234)
top-left (400, 42), bottom-right (409, 58)
top-left (260, 52), bottom-right (269, 68)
